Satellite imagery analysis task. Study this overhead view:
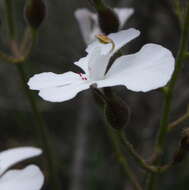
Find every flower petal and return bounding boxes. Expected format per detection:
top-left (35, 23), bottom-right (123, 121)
top-left (74, 56), bottom-right (89, 74)
top-left (75, 47), bottom-right (110, 80)
top-left (0, 147), bottom-right (42, 176)
top-left (0, 165), bottom-right (44, 190)
top-left (28, 72), bottom-right (81, 90)
top-left (75, 8), bottom-right (100, 44)
top-left (86, 28), bottom-right (140, 55)
top-left (97, 43), bottom-right (175, 92)
top-left (88, 47), bottom-right (111, 80)
top-left (114, 8), bottom-right (134, 28)
top-left (38, 81), bottom-right (91, 102)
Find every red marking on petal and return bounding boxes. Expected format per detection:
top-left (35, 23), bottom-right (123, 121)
top-left (78, 73), bottom-right (88, 80)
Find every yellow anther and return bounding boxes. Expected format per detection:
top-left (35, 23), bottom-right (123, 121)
top-left (96, 34), bottom-right (115, 52)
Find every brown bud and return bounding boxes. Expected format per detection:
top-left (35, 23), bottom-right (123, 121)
top-left (172, 128), bottom-right (189, 164)
top-left (90, 0), bottom-right (120, 34)
top-left (181, 128), bottom-right (189, 151)
top-left (97, 8), bottom-right (120, 34)
top-left (104, 88), bottom-right (130, 129)
top-left (24, 0), bottom-right (46, 29)
top-left (173, 148), bottom-right (186, 164)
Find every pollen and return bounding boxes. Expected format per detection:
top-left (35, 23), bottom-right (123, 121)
top-left (96, 34), bottom-right (115, 52)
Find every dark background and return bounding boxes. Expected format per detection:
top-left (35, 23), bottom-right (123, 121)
top-left (0, 0), bottom-right (189, 189)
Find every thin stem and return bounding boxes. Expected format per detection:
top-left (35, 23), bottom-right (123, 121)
top-left (3, 0), bottom-right (60, 189)
top-left (20, 27), bottom-right (38, 58)
top-left (118, 131), bottom-right (172, 174)
top-left (147, 2), bottom-right (189, 190)
top-left (118, 131), bottom-right (158, 173)
top-left (155, 0), bottom-right (189, 161)
top-left (107, 126), bottom-right (143, 190)
top-left (145, 174), bottom-right (156, 190)
top-left (185, 51), bottom-right (189, 58)
top-left (16, 64), bottom-right (60, 190)
top-left (0, 50), bottom-right (24, 63)
top-left (168, 106), bottom-right (189, 131)
top-left (4, 0), bottom-right (16, 39)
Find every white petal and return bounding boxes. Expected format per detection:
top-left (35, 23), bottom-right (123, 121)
top-left (88, 48), bottom-right (110, 80)
top-left (97, 44), bottom-right (175, 92)
top-left (75, 48), bottom-right (110, 80)
top-left (114, 8), bottom-right (134, 28)
top-left (38, 81), bottom-right (91, 102)
top-left (0, 165), bottom-right (44, 190)
top-left (75, 8), bottom-right (99, 44)
top-left (28, 72), bottom-right (81, 90)
top-left (74, 56), bottom-right (89, 74)
top-left (86, 28), bottom-right (140, 55)
top-left (0, 147), bottom-right (42, 176)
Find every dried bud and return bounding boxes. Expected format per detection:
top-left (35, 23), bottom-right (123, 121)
top-left (98, 8), bottom-right (120, 34)
top-left (172, 128), bottom-right (189, 164)
top-left (173, 148), bottom-right (186, 164)
top-left (90, 0), bottom-right (120, 34)
top-left (104, 88), bottom-right (130, 129)
top-left (181, 128), bottom-right (189, 151)
top-left (24, 0), bottom-right (46, 29)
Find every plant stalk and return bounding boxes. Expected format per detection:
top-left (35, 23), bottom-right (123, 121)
top-left (107, 126), bottom-right (143, 190)
top-left (147, 2), bottom-right (189, 190)
top-left (4, 0), bottom-right (60, 189)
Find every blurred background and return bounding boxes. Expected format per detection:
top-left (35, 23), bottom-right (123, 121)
top-left (0, 0), bottom-right (189, 189)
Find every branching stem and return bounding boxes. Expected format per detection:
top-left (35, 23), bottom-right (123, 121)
top-left (147, 2), bottom-right (189, 190)
top-left (3, 1), bottom-right (60, 189)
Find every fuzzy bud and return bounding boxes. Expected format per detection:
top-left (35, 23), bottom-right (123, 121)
top-left (181, 128), bottom-right (189, 151)
top-left (90, 0), bottom-right (120, 34)
top-left (24, 0), bottom-right (46, 29)
top-left (173, 128), bottom-right (189, 164)
top-left (104, 88), bottom-right (130, 130)
top-left (173, 149), bottom-right (186, 164)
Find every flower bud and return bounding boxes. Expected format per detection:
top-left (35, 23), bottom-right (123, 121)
top-left (173, 148), bottom-right (186, 164)
top-left (104, 88), bottom-right (130, 129)
top-left (90, 0), bottom-right (120, 34)
top-left (24, 0), bottom-right (46, 29)
top-left (181, 128), bottom-right (189, 151)
top-left (172, 128), bottom-right (189, 164)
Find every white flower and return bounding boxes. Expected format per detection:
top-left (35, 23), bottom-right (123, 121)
top-left (75, 8), bottom-right (134, 44)
top-left (0, 147), bottom-right (44, 190)
top-left (28, 28), bottom-right (175, 103)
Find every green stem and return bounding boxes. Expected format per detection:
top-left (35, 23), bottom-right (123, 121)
top-left (118, 131), bottom-right (172, 174)
top-left (145, 174), bottom-right (156, 190)
top-left (4, 0), bottom-right (16, 39)
top-left (185, 51), bottom-right (189, 58)
top-left (16, 64), bottom-right (60, 190)
top-left (168, 105), bottom-right (189, 131)
top-left (88, 0), bottom-right (106, 11)
top-left (147, 2), bottom-right (189, 190)
top-left (107, 126), bottom-right (143, 190)
top-left (118, 131), bottom-right (158, 173)
top-left (156, 0), bottom-right (189, 162)
top-left (0, 50), bottom-right (23, 63)
top-left (4, 0), bottom-right (60, 189)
